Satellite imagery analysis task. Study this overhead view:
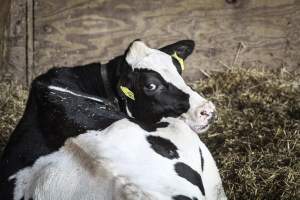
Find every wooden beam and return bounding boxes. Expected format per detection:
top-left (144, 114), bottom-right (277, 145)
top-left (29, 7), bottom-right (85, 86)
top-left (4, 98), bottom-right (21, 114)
top-left (26, 0), bottom-right (34, 86)
top-left (0, 0), bottom-right (27, 85)
top-left (0, 0), bottom-right (11, 78)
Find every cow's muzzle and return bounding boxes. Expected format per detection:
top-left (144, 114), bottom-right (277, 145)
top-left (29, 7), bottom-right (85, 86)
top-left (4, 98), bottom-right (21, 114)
top-left (180, 101), bottom-right (217, 134)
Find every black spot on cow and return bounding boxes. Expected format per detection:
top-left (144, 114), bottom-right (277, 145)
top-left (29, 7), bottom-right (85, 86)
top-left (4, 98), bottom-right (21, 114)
top-left (19, 196), bottom-right (32, 200)
top-left (172, 195), bottom-right (198, 200)
top-left (129, 118), bottom-right (169, 132)
top-left (147, 135), bottom-right (179, 159)
top-left (174, 162), bottom-right (205, 196)
top-left (199, 148), bottom-right (204, 171)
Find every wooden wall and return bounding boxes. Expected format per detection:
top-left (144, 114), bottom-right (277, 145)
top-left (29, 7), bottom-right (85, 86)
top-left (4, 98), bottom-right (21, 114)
top-left (0, 0), bottom-right (28, 83)
top-left (1, 0), bottom-right (300, 85)
top-left (0, 0), bottom-right (11, 80)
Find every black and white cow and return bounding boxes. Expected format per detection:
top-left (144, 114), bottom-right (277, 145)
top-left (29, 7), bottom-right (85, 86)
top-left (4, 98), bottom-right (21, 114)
top-left (0, 40), bottom-right (217, 199)
top-left (11, 117), bottom-right (226, 200)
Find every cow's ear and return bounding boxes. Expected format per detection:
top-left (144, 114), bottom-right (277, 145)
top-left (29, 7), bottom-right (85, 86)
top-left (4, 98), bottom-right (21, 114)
top-left (159, 40), bottom-right (195, 60)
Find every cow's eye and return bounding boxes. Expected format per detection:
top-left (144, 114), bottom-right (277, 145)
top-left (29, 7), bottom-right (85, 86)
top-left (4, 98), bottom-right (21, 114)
top-left (144, 83), bottom-right (157, 91)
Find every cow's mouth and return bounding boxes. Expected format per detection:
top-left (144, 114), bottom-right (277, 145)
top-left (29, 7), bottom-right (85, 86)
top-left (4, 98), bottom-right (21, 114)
top-left (190, 124), bottom-right (210, 134)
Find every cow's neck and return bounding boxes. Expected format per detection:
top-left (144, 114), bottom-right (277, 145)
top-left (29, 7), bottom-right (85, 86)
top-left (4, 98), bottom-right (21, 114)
top-left (103, 55), bottom-right (127, 112)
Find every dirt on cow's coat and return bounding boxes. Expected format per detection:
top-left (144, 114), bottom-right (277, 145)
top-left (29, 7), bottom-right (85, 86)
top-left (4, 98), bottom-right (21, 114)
top-left (0, 67), bottom-right (299, 199)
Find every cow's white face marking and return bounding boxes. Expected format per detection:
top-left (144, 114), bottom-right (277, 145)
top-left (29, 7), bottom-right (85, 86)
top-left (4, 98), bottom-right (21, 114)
top-left (126, 41), bottom-right (216, 134)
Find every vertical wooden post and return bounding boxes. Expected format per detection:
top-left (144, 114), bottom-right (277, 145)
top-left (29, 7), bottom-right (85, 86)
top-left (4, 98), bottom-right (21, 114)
top-left (0, 0), bottom-right (11, 76)
top-left (0, 0), bottom-right (27, 85)
top-left (26, 0), bottom-right (34, 86)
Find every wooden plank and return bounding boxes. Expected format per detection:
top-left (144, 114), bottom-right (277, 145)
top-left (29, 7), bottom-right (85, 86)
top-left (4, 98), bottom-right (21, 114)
top-left (0, 0), bottom-right (27, 84)
top-left (26, 0), bottom-right (34, 85)
top-left (4, 0), bottom-right (300, 83)
top-left (33, 0), bottom-right (300, 82)
top-left (0, 0), bottom-right (11, 71)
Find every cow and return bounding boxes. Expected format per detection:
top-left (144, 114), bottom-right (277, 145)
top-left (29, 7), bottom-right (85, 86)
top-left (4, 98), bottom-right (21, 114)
top-left (10, 117), bottom-right (226, 200)
top-left (0, 40), bottom-right (217, 199)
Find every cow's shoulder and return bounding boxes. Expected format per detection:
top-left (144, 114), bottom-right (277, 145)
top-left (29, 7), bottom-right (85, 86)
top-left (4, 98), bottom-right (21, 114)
top-left (32, 62), bottom-right (104, 96)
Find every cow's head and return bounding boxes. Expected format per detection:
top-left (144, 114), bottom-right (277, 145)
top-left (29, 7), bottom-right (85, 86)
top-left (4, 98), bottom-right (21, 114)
top-left (117, 40), bottom-right (216, 134)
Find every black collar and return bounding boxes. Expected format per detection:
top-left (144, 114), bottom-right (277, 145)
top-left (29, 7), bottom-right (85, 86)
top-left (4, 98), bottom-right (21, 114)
top-left (100, 63), bottom-right (120, 110)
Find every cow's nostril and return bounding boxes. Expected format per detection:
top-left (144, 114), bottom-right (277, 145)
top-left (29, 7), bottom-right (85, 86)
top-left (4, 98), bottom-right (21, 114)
top-left (198, 109), bottom-right (216, 123)
top-left (195, 101), bottom-right (217, 120)
top-left (200, 111), bottom-right (208, 116)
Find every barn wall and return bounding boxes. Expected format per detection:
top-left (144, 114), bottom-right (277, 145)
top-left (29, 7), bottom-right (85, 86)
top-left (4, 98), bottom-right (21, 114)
top-left (0, 0), bottom-right (28, 84)
top-left (1, 0), bottom-right (300, 84)
top-left (0, 0), bottom-right (11, 79)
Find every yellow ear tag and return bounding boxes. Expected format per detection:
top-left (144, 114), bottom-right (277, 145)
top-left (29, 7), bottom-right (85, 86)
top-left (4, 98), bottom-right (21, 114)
top-left (120, 86), bottom-right (135, 100)
top-left (172, 52), bottom-right (185, 71)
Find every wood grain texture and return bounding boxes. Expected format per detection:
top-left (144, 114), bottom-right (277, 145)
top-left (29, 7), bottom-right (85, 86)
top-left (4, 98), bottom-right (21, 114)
top-left (0, 0), bottom-right (27, 83)
top-left (0, 0), bottom-right (11, 69)
top-left (26, 0), bottom-right (34, 85)
top-left (3, 0), bottom-right (300, 83)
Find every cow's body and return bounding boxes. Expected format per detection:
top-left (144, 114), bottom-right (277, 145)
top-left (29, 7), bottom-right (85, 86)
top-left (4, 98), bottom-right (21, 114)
top-left (0, 40), bottom-right (222, 199)
top-left (0, 62), bottom-right (125, 199)
top-left (11, 118), bottom-right (226, 200)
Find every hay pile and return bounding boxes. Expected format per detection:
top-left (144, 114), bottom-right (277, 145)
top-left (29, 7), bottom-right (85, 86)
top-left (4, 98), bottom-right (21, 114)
top-left (194, 67), bottom-right (300, 199)
top-left (0, 67), bottom-right (299, 199)
top-left (0, 82), bottom-right (28, 153)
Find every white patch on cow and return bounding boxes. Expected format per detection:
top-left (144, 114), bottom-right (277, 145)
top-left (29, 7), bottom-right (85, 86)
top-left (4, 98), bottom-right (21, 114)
top-left (11, 118), bottom-right (226, 200)
top-left (48, 85), bottom-right (104, 103)
top-left (126, 41), bottom-right (216, 134)
top-left (126, 41), bottom-right (156, 67)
